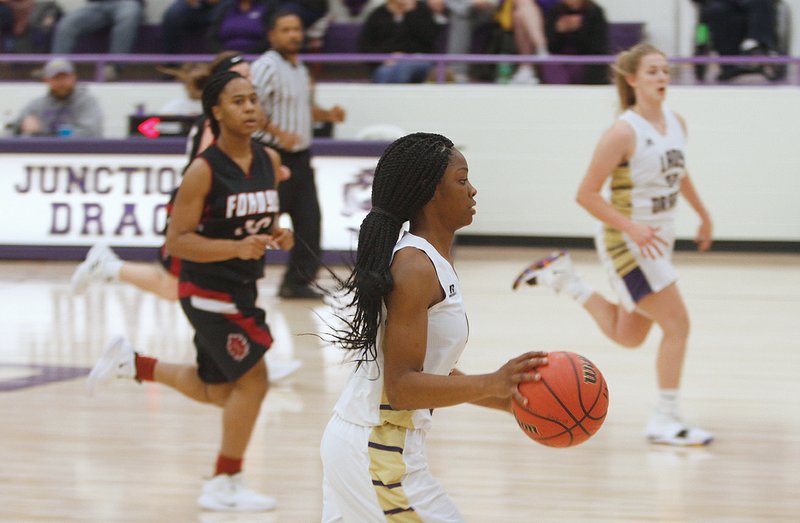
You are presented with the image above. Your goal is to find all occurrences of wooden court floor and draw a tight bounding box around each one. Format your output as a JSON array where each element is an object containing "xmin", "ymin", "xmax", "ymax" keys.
[{"xmin": 0, "ymin": 247, "xmax": 798, "ymax": 523}]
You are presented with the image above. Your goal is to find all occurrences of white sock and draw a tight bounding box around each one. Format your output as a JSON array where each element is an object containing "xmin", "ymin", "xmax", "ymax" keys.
[
  {"xmin": 655, "ymin": 389, "xmax": 680, "ymax": 419},
  {"xmin": 563, "ymin": 274, "xmax": 594, "ymax": 305}
]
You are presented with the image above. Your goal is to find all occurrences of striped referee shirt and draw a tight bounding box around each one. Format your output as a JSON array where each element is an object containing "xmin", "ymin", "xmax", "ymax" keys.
[{"xmin": 251, "ymin": 50, "xmax": 312, "ymax": 153}]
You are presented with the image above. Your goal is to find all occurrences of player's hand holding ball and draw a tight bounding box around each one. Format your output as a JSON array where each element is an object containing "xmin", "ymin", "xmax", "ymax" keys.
[{"xmin": 491, "ymin": 351, "xmax": 548, "ymax": 409}]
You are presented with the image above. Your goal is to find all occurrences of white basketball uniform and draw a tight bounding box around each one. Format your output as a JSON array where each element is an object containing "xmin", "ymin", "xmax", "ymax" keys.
[
  {"xmin": 321, "ymin": 232, "xmax": 469, "ymax": 523},
  {"xmin": 595, "ymin": 106, "xmax": 688, "ymax": 312}
]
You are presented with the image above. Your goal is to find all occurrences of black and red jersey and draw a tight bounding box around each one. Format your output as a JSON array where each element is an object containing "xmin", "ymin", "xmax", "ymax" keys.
[{"xmin": 180, "ymin": 142, "xmax": 279, "ymax": 286}]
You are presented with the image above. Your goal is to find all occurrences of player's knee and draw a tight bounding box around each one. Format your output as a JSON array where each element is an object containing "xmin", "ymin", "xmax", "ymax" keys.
[
  {"xmin": 660, "ymin": 310, "xmax": 690, "ymax": 339},
  {"xmin": 618, "ymin": 334, "xmax": 647, "ymax": 349},
  {"xmin": 238, "ymin": 360, "xmax": 268, "ymax": 399}
]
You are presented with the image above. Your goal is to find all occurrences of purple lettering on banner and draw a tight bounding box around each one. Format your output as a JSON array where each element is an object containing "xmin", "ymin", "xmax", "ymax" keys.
[
  {"xmin": 115, "ymin": 203, "xmax": 143, "ymax": 236},
  {"xmin": 158, "ymin": 167, "xmax": 178, "ymax": 195},
  {"xmin": 119, "ymin": 167, "xmax": 137, "ymax": 195},
  {"xmin": 142, "ymin": 166, "xmax": 152, "ymax": 195},
  {"xmin": 40, "ymin": 166, "xmax": 59, "ymax": 194},
  {"xmin": 82, "ymin": 203, "xmax": 104, "ymax": 235},
  {"xmin": 94, "ymin": 167, "xmax": 112, "ymax": 194},
  {"xmin": 50, "ymin": 203, "xmax": 71, "ymax": 234},
  {"xmin": 15, "ymin": 167, "xmax": 33, "ymax": 193},
  {"xmin": 66, "ymin": 165, "xmax": 88, "ymax": 194},
  {"xmin": 153, "ymin": 203, "xmax": 168, "ymax": 235}
]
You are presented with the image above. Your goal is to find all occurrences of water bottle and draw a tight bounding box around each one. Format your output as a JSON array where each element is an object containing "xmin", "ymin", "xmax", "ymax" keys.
[{"xmin": 57, "ymin": 124, "xmax": 74, "ymax": 137}]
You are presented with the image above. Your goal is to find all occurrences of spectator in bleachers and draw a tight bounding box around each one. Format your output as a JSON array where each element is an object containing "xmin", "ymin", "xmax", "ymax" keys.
[
  {"xmin": 0, "ymin": 2, "xmax": 14, "ymax": 51},
  {"xmin": 358, "ymin": 0, "xmax": 440, "ymax": 83},
  {"xmin": 208, "ymin": 0, "xmax": 277, "ymax": 53},
  {"xmin": 544, "ymin": 0, "xmax": 609, "ymax": 84},
  {"xmin": 445, "ymin": 0, "xmax": 498, "ymax": 83},
  {"xmin": 161, "ymin": 0, "xmax": 222, "ymax": 55},
  {"xmin": 495, "ymin": 0, "xmax": 548, "ymax": 84},
  {"xmin": 50, "ymin": 0, "xmax": 144, "ymax": 80},
  {"xmin": 0, "ymin": 0, "xmax": 34, "ymax": 52},
  {"xmin": 692, "ymin": 0, "xmax": 779, "ymax": 81},
  {"xmin": 13, "ymin": 58, "xmax": 103, "ymax": 137},
  {"xmin": 281, "ymin": 0, "xmax": 328, "ymax": 30}
]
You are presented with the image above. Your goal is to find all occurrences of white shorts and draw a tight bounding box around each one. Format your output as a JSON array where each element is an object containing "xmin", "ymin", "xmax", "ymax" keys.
[
  {"xmin": 320, "ymin": 413, "xmax": 464, "ymax": 523},
  {"xmin": 594, "ymin": 223, "xmax": 677, "ymax": 312}
]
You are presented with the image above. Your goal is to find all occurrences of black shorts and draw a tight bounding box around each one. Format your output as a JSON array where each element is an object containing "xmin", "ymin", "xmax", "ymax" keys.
[{"xmin": 178, "ymin": 280, "xmax": 273, "ymax": 384}]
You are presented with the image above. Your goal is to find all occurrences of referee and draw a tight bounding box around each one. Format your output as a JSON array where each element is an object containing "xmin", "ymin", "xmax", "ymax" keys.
[{"xmin": 251, "ymin": 10, "xmax": 346, "ymax": 299}]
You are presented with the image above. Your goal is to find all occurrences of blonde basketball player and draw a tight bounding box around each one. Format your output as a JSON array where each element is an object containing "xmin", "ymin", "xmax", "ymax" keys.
[
  {"xmin": 514, "ymin": 44, "xmax": 714, "ymax": 446},
  {"xmin": 321, "ymin": 133, "xmax": 548, "ymax": 522}
]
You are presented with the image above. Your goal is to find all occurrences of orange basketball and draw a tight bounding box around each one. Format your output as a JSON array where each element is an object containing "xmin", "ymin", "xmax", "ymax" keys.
[{"xmin": 512, "ymin": 351, "xmax": 609, "ymax": 448}]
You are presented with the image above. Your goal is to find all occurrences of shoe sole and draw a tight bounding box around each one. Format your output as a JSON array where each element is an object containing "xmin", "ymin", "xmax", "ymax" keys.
[
  {"xmin": 647, "ymin": 436, "xmax": 714, "ymax": 447},
  {"xmin": 197, "ymin": 495, "xmax": 277, "ymax": 512}
]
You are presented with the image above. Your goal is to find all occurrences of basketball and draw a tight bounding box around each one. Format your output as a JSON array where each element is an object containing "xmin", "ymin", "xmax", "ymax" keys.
[{"xmin": 512, "ymin": 351, "xmax": 609, "ymax": 448}]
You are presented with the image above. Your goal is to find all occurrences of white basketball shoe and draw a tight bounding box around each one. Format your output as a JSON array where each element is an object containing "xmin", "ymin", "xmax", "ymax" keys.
[
  {"xmin": 645, "ymin": 413, "xmax": 714, "ymax": 446},
  {"xmin": 71, "ymin": 243, "xmax": 120, "ymax": 294},
  {"xmin": 266, "ymin": 357, "xmax": 302, "ymax": 383},
  {"xmin": 512, "ymin": 250, "xmax": 592, "ymax": 302},
  {"xmin": 86, "ymin": 336, "xmax": 136, "ymax": 395},
  {"xmin": 198, "ymin": 473, "xmax": 277, "ymax": 512}
]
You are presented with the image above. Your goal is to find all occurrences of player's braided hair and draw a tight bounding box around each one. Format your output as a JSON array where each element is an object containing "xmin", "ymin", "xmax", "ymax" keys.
[
  {"xmin": 201, "ymin": 70, "xmax": 244, "ymax": 137},
  {"xmin": 333, "ymin": 132, "xmax": 454, "ymax": 366}
]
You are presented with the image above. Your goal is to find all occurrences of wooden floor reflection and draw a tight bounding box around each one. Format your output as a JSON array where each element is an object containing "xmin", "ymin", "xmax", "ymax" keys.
[{"xmin": 1, "ymin": 247, "xmax": 799, "ymax": 522}]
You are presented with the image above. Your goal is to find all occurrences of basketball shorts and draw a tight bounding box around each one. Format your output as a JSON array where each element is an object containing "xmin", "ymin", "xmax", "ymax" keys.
[
  {"xmin": 595, "ymin": 222, "xmax": 677, "ymax": 313},
  {"xmin": 178, "ymin": 280, "xmax": 272, "ymax": 384},
  {"xmin": 320, "ymin": 413, "xmax": 464, "ymax": 523}
]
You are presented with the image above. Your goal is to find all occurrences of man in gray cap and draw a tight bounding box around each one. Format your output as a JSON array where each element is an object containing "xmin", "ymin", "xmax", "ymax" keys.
[{"xmin": 15, "ymin": 58, "xmax": 104, "ymax": 137}]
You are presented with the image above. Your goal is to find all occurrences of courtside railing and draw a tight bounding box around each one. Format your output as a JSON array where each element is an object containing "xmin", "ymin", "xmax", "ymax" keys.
[{"xmin": 2, "ymin": 53, "xmax": 798, "ymax": 84}]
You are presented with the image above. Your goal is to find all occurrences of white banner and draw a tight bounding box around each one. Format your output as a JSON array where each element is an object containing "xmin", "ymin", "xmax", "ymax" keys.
[{"xmin": 0, "ymin": 153, "xmax": 378, "ymax": 251}]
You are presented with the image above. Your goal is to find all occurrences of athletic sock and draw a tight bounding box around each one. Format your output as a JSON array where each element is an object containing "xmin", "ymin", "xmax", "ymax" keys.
[
  {"xmin": 134, "ymin": 353, "xmax": 157, "ymax": 382},
  {"xmin": 655, "ymin": 389, "xmax": 680, "ymax": 419},
  {"xmin": 215, "ymin": 454, "xmax": 243, "ymax": 476},
  {"xmin": 562, "ymin": 276, "xmax": 594, "ymax": 305}
]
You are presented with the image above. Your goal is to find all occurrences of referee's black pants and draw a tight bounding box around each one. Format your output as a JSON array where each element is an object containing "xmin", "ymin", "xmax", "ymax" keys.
[{"xmin": 276, "ymin": 148, "xmax": 321, "ymax": 287}]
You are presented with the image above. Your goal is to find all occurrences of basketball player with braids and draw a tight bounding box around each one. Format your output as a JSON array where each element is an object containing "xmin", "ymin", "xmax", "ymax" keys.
[
  {"xmin": 71, "ymin": 53, "xmax": 302, "ymax": 381},
  {"xmin": 320, "ymin": 132, "xmax": 548, "ymax": 521},
  {"xmin": 86, "ymin": 71, "xmax": 293, "ymax": 512},
  {"xmin": 513, "ymin": 44, "xmax": 715, "ymax": 446}
]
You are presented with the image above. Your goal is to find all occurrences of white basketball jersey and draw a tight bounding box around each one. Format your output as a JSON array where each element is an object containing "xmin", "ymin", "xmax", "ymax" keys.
[
  {"xmin": 609, "ymin": 106, "xmax": 688, "ymax": 228},
  {"xmin": 332, "ymin": 232, "xmax": 469, "ymax": 432}
]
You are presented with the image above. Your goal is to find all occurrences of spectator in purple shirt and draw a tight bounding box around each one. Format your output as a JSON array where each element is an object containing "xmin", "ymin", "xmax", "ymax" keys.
[{"xmin": 208, "ymin": 0, "xmax": 278, "ymax": 53}]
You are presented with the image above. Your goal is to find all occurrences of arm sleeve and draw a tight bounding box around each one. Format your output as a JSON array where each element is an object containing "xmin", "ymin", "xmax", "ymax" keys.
[
  {"xmin": 251, "ymin": 58, "xmax": 276, "ymax": 116},
  {"xmin": 70, "ymin": 93, "xmax": 103, "ymax": 138}
]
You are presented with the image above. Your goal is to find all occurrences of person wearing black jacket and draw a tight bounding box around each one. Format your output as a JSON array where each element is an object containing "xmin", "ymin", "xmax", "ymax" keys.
[
  {"xmin": 357, "ymin": 0, "xmax": 439, "ymax": 83},
  {"xmin": 544, "ymin": 0, "xmax": 609, "ymax": 84}
]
